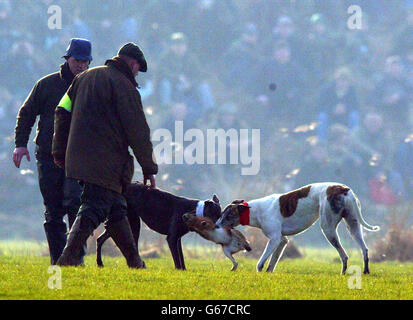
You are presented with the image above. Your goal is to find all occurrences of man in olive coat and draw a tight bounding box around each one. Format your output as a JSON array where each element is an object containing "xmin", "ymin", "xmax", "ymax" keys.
[
  {"xmin": 13, "ymin": 38, "xmax": 92, "ymax": 265},
  {"xmin": 53, "ymin": 43, "xmax": 158, "ymax": 268}
]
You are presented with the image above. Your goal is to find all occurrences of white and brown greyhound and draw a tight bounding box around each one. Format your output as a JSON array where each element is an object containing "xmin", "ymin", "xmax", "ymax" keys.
[{"xmin": 216, "ymin": 183, "xmax": 380, "ymax": 274}]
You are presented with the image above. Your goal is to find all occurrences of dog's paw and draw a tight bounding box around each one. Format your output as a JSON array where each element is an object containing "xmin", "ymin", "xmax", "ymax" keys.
[{"xmin": 140, "ymin": 260, "xmax": 146, "ymax": 269}]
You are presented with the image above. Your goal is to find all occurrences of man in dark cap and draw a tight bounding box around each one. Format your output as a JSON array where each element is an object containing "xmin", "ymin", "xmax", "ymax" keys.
[
  {"xmin": 13, "ymin": 38, "xmax": 93, "ymax": 265},
  {"xmin": 53, "ymin": 43, "xmax": 157, "ymax": 268}
]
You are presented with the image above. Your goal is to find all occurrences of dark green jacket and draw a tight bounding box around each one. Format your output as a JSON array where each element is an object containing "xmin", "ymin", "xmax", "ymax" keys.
[
  {"xmin": 14, "ymin": 63, "xmax": 74, "ymax": 153},
  {"xmin": 52, "ymin": 57, "xmax": 158, "ymax": 193}
]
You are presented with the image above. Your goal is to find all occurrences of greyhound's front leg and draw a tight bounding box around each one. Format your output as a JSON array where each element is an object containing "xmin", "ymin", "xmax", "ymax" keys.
[
  {"xmin": 177, "ymin": 238, "xmax": 186, "ymax": 270},
  {"xmin": 223, "ymin": 247, "xmax": 238, "ymax": 271},
  {"xmin": 257, "ymin": 235, "xmax": 281, "ymax": 272},
  {"xmin": 266, "ymin": 236, "xmax": 288, "ymax": 272},
  {"xmin": 166, "ymin": 233, "xmax": 183, "ymax": 270}
]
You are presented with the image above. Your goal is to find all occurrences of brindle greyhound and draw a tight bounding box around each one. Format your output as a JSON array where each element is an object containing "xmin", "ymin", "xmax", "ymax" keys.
[
  {"xmin": 216, "ymin": 183, "xmax": 380, "ymax": 274},
  {"xmin": 96, "ymin": 182, "xmax": 222, "ymax": 270}
]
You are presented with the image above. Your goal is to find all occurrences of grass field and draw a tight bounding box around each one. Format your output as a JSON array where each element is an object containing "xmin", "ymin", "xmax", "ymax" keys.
[{"xmin": 0, "ymin": 242, "xmax": 412, "ymax": 300}]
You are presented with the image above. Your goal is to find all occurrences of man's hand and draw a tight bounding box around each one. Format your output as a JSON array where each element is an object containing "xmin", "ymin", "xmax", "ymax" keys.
[
  {"xmin": 12, "ymin": 147, "xmax": 30, "ymax": 168},
  {"xmin": 144, "ymin": 174, "xmax": 156, "ymax": 189}
]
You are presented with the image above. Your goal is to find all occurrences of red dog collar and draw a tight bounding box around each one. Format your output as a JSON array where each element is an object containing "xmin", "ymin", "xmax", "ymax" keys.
[{"xmin": 239, "ymin": 202, "xmax": 250, "ymax": 226}]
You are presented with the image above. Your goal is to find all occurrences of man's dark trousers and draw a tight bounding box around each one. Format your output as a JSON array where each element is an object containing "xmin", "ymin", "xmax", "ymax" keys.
[
  {"xmin": 57, "ymin": 182, "xmax": 144, "ymax": 268},
  {"xmin": 35, "ymin": 145, "xmax": 84, "ymax": 264},
  {"xmin": 60, "ymin": 182, "xmax": 129, "ymax": 263},
  {"xmin": 77, "ymin": 183, "xmax": 128, "ymax": 229}
]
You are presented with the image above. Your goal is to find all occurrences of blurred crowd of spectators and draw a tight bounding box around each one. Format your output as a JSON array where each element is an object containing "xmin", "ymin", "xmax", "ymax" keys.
[{"xmin": 1, "ymin": 0, "xmax": 413, "ymax": 216}]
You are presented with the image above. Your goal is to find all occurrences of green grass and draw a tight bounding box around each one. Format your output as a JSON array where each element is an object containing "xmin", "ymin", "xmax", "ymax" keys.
[{"xmin": 0, "ymin": 243, "xmax": 412, "ymax": 300}]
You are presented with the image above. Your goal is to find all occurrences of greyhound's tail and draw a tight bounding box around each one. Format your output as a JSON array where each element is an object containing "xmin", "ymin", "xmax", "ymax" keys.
[{"xmin": 346, "ymin": 190, "xmax": 380, "ymax": 232}]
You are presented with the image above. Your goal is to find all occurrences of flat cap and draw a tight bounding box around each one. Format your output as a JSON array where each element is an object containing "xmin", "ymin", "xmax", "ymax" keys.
[{"xmin": 118, "ymin": 42, "xmax": 147, "ymax": 72}]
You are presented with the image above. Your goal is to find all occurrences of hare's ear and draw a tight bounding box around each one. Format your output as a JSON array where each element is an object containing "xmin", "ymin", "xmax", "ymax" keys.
[{"xmin": 212, "ymin": 194, "xmax": 220, "ymax": 204}]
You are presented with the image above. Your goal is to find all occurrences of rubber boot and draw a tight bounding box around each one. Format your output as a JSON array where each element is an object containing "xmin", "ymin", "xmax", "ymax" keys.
[
  {"xmin": 56, "ymin": 215, "xmax": 94, "ymax": 266},
  {"xmin": 105, "ymin": 218, "xmax": 145, "ymax": 269},
  {"xmin": 44, "ymin": 222, "xmax": 67, "ymax": 265},
  {"xmin": 67, "ymin": 210, "xmax": 87, "ymax": 265}
]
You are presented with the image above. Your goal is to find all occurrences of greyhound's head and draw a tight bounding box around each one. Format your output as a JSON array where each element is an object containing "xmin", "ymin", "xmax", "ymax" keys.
[
  {"xmin": 216, "ymin": 199, "xmax": 250, "ymax": 228},
  {"xmin": 203, "ymin": 194, "xmax": 222, "ymax": 222},
  {"xmin": 185, "ymin": 194, "xmax": 222, "ymax": 223}
]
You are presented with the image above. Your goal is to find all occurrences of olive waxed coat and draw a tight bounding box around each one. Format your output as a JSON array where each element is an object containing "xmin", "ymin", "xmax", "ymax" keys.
[{"xmin": 52, "ymin": 57, "xmax": 158, "ymax": 193}]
